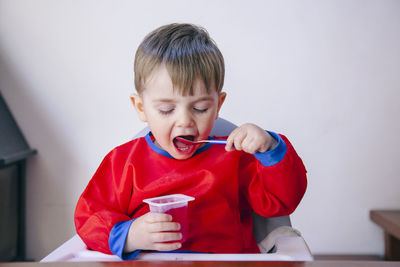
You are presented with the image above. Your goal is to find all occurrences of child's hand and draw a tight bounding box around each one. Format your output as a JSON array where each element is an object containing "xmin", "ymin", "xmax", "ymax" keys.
[
  {"xmin": 225, "ymin": 123, "xmax": 278, "ymax": 154},
  {"xmin": 124, "ymin": 212, "xmax": 182, "ymax": 253}
]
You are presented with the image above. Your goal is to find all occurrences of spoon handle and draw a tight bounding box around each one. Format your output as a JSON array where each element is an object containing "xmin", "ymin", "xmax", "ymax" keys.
[{"xmin": 204, "ymin": 140, "xmax": 227, "ymax": 145}]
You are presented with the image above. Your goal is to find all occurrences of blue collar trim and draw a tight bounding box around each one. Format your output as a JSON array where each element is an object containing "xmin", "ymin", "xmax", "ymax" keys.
[{"xmin": 145, "ymin": 132, "xmax": 213, "ymax": 159}]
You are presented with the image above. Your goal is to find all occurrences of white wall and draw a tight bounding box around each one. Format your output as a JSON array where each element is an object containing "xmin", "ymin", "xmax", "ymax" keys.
[{"xmin": 1, "ymin": 0, "xmax": 399, "ymax": 260}]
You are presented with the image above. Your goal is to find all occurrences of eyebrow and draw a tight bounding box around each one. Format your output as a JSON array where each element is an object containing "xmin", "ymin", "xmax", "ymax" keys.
[
  {"xmin": 153, "ymin": 96, "xmax": 215, "ymax": 103},
  {"xmin": 153, "ymin": 98, "xmax": 175, "ymax": 103}
]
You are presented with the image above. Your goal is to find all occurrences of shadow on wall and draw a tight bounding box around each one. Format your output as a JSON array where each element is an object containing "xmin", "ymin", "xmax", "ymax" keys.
[{"xmin": 0, "ymin": 49, "xmax": 82, "ymax": 260}]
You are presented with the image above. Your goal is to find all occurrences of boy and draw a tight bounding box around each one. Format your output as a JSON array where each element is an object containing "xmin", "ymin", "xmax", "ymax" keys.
[{"xmin": 74, "ymin": 23, "xmax": 307, "ymax": 260}]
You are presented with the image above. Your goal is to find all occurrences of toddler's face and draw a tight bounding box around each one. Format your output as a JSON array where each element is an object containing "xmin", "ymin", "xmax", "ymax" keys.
[{"xmin": 132, "ymin": 65, "xmax": 226, "ymax": 160}]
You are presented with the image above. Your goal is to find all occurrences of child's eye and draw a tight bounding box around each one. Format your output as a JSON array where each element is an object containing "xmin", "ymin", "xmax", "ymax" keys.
[
  {"xmin": 193, "ymin": 107, "xmax": 208, "ymax": 113},
  {"xmin": 159, "ymin": 109, "xmax": 174, "ymax": 115}
]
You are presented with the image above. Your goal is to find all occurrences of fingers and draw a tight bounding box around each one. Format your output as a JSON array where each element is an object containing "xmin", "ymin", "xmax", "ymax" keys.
[
  {"xmin": 147, "ymin": 221, "xmax": 181, "ymax": 233},
  {"xmin": 225, "ymin": 127, "xmax": 246, "ymax": 151},
  {"xmin": 241, "ymin": 136, "xmax": 260, "ymax": 154},
  {"xmin": 144, "ymin": 212, "xmax": 173, "ymax": 223},
  {"xmin": 150, "ymin": 232, "xmax": 182, "ymax": 243},
  {"xmin": 153, "ymin": 242, "xmax": 182, "ymax": 251},
  {"xmin": 142, "ymin": 212, "xmax": 182, "ymax": 250},
  {"xmin": 144, "ymin": 212, "xmax": 180, "ymax": 232},
  {"xmin": 126, "ymin": 212, "xmax": 183, "ymax": 252},
  {"xmin": 225, "ymin": 123, "xmax": 272, "ymax": 154}
]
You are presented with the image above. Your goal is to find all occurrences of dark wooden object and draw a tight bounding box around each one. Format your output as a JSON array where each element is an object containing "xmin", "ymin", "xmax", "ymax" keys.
[{"xmin": 370, "ymin": 210, "xmax": 400, "ymax": 261}]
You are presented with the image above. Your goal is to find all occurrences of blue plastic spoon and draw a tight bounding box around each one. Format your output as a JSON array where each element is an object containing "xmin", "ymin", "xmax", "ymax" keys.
[{"xmin": 176, "ymin": 136, "xmax": 227, "ymax": 145}]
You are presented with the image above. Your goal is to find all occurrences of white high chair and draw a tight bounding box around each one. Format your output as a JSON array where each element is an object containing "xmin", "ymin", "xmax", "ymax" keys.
[{"xmin": 41, "ymin": 118, "xmax": 312, "ymax": 262}]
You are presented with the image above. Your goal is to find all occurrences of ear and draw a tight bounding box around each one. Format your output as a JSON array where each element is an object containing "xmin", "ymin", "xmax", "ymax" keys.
[
  {"xmin": 215, "ymin": 92, "xmax": 227, "ymax": 119},
  {"xmin": 130, "ymin": 94, "xmax": 147, "ymax": 122}
]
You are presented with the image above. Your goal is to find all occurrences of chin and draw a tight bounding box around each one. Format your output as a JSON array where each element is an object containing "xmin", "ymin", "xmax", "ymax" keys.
[
  {"xmin": 169, "ymin": 149, "xmax": 196, "ymax": 160},
  {"xmin": 172, "ymin": 153, "xmax": 193, "ymax": 160}
]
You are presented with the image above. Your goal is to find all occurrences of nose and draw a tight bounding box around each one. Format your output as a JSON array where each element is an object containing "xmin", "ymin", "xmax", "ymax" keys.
[{"xmin": 176, "ymin": 108, "xmax": 194, "ymax": 128}]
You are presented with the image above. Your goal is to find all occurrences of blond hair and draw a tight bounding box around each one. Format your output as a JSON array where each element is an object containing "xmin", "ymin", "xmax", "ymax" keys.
[{"xmin": 134, "ymin": 23, "xmax": 225, "ymax": 95}]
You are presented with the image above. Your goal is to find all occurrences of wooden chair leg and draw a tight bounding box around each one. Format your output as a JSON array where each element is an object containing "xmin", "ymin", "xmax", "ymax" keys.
[{"xmin": 385, "ymin": 231, "xmax": 400, "ymax": 261}]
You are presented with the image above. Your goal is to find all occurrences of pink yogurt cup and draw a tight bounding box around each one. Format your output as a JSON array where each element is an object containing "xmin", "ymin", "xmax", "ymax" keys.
[{"xmin": 143, "ymin": 194, "xmax": 195, "ymax": 243}]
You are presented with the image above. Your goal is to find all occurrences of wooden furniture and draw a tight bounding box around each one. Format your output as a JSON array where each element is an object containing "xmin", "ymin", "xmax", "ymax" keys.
[
  {"xmin": 0, "ymin": 261, "xmax": 398, "ymax": 267},
  {"xmin": 370, "ymin": 210, "xmax": 400, "ymax": 261}
]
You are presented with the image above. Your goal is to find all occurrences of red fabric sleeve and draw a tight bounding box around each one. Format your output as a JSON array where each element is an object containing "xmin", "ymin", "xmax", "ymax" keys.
[
  {"xmin": 240, "ymin": 134, "xmax": 307, "ymax": 217},
  {"xmin": 74, "ymin": 148, "xmax": 133, "ymax": 254}
]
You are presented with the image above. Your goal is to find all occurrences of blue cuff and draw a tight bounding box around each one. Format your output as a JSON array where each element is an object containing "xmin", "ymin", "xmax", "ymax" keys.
[
  {"xmin": 109, "ymin": 220, "xmax": 141, "ymax": 260},
  {"xmin": 253, "ymin": 131, "xmax": 287, "ymax": 167}
]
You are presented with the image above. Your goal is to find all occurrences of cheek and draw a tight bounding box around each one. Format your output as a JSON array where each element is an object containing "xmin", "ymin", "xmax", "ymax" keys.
[
  {"xmin": 145, "ymin": 110, "xmax": 167, "ymax": 127},
  {"xmin": 147, "ymin": 116, "xmax": 172, "ymax": 139},
  {"xmin": 148, "ymin": 123, "xmax": 172, "ymax": 148},
  {"xmin": 148, "ymin": 121, "xmax": 167, "ymax": 136},
  {"xmin": 198, "ymin": 115, "xmax": 217, "ymax": 136}
]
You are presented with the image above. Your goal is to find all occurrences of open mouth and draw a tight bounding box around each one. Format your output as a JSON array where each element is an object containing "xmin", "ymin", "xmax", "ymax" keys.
[
  {"xmin": 173, "ymin": 135, "xmax": 196, "ymax": 154},
  {"xmin": 175, "ymin": 135, "xmax": 196, "ymax": 145}
]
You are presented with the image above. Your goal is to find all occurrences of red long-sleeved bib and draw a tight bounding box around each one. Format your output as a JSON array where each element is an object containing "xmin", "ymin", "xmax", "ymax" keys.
[{"xmin": 74, "ymin": 134, "xmax": 307, "ymax": 254}]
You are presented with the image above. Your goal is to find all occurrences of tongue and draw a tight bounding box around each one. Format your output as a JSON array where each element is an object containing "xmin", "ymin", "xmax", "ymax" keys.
[
  {"xmin": 175, "ymin": 136, "xmax": 194, "ymax": 145},
  {"xmin": 174, "ymin": 138, "xmax": 191, "ymax": 150}
]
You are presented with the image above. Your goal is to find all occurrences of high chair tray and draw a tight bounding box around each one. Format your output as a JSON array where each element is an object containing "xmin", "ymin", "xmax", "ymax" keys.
[{"xmin": 41, "ymin": 234, "xmax": 313, "ymax": 262}]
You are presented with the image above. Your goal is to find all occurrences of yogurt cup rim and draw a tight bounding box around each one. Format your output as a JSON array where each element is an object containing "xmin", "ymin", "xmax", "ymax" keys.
[{"xmin": 143, "ymin": 193, "xmax": 195, "ymax": 207}]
